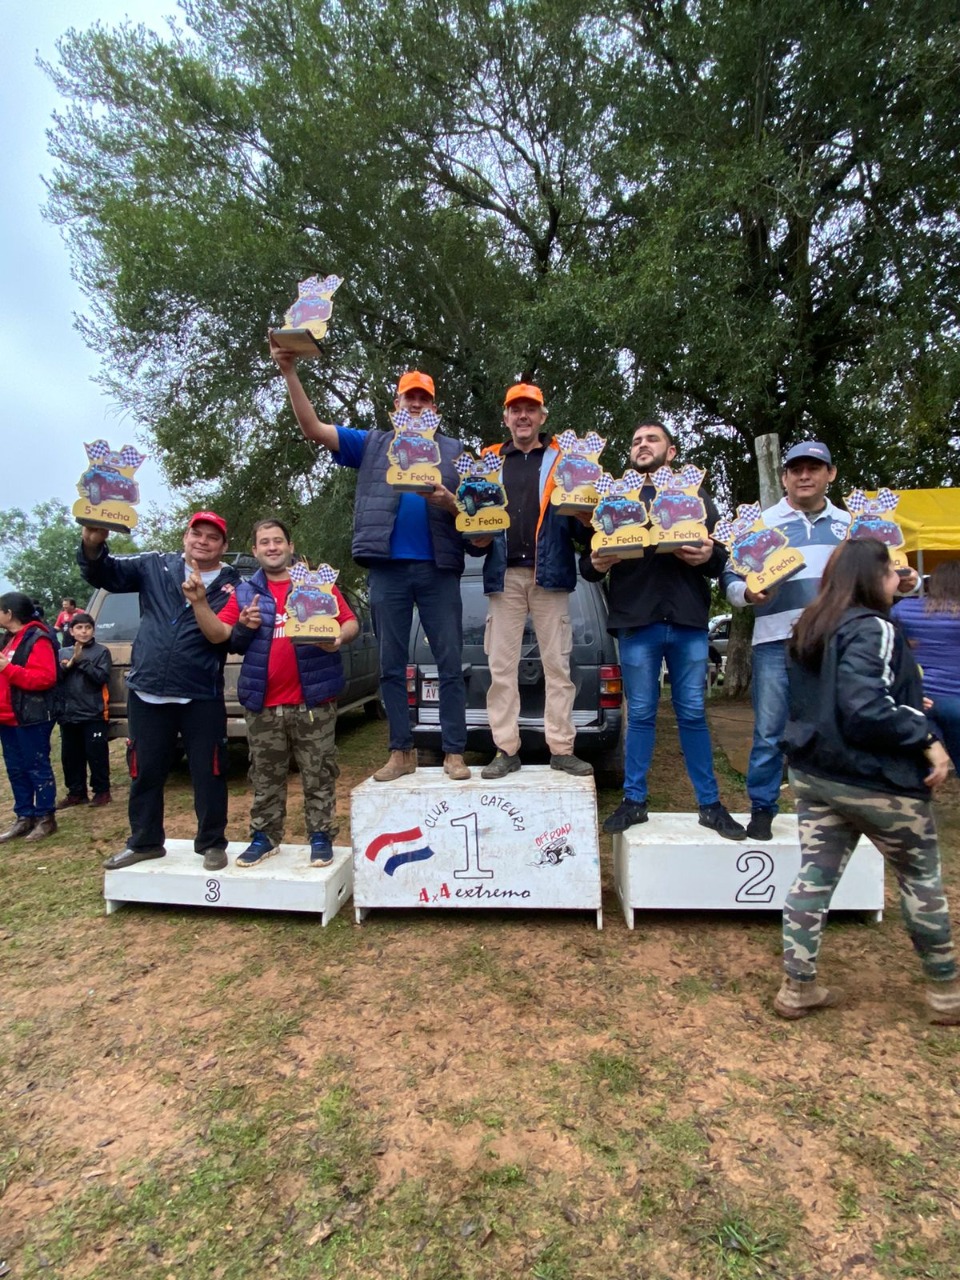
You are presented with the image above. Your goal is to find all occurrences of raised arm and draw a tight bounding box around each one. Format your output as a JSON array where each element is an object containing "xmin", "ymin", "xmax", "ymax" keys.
[{"xmin": 270, "ymin": 336, "xmax": 340, "ymax": 452}]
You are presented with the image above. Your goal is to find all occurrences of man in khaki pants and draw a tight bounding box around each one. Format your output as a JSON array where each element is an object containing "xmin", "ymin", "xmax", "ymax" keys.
[{"xmin": 474, "ymin": 383, "xmax": 593, "ymax": 779}]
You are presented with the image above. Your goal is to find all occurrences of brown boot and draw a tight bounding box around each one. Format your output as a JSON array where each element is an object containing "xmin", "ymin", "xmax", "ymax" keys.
[
  {"xmin": 373, "ymin": 749, "xmax": 418, "ymax": 782},
  {"xmin": 443, "ymin": 754, "xmax": 471, "ymax": 780},
  {"xmin": 24, "ymin": 816, "xmax": 58, "ymax": 842},
  {"xmin": 0, "ymin": 817, "xmax": 35, "ymax": 843},
  {"xmin": 773, "ymin": 976, "xmax": 840, "ymax": 1019},
  {"xmin": 926, "ymin": 978, "xmax": 960, "ymax": 1025}
]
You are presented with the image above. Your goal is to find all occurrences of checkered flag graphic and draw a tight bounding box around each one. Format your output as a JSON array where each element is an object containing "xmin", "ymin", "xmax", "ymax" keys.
[
  {"xmin": 289, "ymin": 562, "xmax": 309, "ymax": 585},
  {"xmin": 595, "ymin": 473, "xmax": 616, "ymax": 498},
  {"xmin": 84, "ymin": 439, "xmax": 146, "ymax": 469},
  {"xmin": 715, "ymin": 502, "xmax": 764, "ymax": 546},
  {"xmin": 847, "ymin": 487, "xmax": 899, "ymax": 518},
  {"xmin": 417, "ymin": 408, "xmax": 440, "ymax": 433},
  {"xmin": 313, "ymin": 563, "xmax": 339, "ymax": 585},
  {"xmin": 557, "ymin": 430, "xmax": 579, "ymax": 453},
  {"xmin": 454, "ymin": 452, "xmax": 477, "ymax": 478}
]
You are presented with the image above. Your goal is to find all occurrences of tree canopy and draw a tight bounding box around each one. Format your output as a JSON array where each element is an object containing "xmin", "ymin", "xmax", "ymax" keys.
[{"xmin": 44, "ymin": 0, "xmax": 960, "ymax": 532}]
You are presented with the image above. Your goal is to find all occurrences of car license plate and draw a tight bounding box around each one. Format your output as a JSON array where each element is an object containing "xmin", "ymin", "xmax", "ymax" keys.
[{"xmin": 421, "ymin": 680, "xmax": 440, "ymax": 702}]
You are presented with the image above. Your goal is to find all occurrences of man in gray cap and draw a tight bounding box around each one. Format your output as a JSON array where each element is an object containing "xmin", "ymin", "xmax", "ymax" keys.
[{"xmin": 722, "ymin": 442, "xmax": 849, "ymax": 840}]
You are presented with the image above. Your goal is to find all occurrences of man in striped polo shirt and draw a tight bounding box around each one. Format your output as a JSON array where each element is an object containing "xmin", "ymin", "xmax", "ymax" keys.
[{"xmin": 723, "ymin": 442, "xmax": 850, "ymax": 841}]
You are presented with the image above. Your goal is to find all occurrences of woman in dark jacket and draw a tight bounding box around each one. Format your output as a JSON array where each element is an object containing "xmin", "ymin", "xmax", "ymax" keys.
[
  {"xmin": 0, "ymin": 592, "xmax": 60, "ymax": 842},
  {"xmin": 776, "ymin": 539, "xmax": 959, "ymax": 1024}
]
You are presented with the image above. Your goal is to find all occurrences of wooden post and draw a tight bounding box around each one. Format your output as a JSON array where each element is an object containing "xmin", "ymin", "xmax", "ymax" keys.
[{"xmin": 755, "ymin": 433, "xmax": 781, "ymax": 508}]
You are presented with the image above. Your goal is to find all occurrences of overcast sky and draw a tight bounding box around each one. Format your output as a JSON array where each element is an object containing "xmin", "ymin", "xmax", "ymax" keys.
[{"xmin": 2, "ymin": 1, "xmax": 181, "ymax": 525}]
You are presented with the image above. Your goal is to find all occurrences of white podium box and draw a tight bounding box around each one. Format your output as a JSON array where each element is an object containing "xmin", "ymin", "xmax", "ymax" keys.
[
  {"xmin": 612, "ymin": 814, "xmax": 884, "ymax": 928},
  {"xmin": 104, "ymin": 839, "xmax": 352, "ymax": 924},
  {"xmin": 352, "ymin": 767, "xmax": 602, "ymax": 927}
]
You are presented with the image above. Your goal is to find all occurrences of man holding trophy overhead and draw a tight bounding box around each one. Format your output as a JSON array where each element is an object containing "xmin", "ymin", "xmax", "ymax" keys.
[{"xmin": 270, "ymin": 339, "xmax": 470, "ymax": 782}]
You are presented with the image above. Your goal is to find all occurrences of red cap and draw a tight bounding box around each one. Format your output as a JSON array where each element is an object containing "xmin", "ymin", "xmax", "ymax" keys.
[
  {"xmin": 187, "ymin": 511, "xmax": 228, "ymax": 539},
  {"xmin": 397, "ymin": 370, "xmax": 436, "ymax": 398},
  {"xmin": 504, "ymin": 382, "xmax": 544, "ymax": 407}
]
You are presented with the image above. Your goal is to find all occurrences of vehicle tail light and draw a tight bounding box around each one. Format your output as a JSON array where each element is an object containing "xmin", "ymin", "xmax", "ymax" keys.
[
  {"xmin": 600, "ymin": 663, "xmax": 622, "ymax": 708},
  {"xmin": 406, "ymin": 664, "xmax": 417, "ymax": 706}
]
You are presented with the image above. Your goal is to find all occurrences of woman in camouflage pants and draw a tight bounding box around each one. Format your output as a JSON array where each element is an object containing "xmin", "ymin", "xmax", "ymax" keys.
[{"xmin": 778, "ymin": 539, "xmax": 959, "ymax": 1024}]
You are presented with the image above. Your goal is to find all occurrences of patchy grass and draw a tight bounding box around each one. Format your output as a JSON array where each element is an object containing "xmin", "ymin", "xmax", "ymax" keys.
[{"xmin": 2, "ymin": 704, "xmax": 960, "ymax": 1278}]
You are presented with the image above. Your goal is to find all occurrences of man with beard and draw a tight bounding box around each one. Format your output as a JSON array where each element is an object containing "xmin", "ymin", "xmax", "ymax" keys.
[{"xmin": 582, "ymin": 420, "xmax": 745, "ymax": 839}]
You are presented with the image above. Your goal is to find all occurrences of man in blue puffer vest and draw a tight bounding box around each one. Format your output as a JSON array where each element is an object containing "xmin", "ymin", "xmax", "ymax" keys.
[
  {"xmin": 473, "ymin": 383, "xmax": 593, "ymax": 780},
  {"xmin": 271, "ymin": 338, "xmax": 469, "ymax": 783},
  {"xmin": 185, "ymin": 518, "xmax": 358, "ymax": 868}
]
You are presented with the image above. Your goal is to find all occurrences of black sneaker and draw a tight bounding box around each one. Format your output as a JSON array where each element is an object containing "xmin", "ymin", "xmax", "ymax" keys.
[
  {"xmin": 481, "ymin": 751, "xmax": 521, "ymax": 780},
  {"xmin": 603, "ymin": 799, "xmax": 649, "ymax": 834},
  {"xmin": 746, "ymin": 809, "xmax": 775, "ymax": 841},
  {"xmin": 698, "ymin": 803, "xmax": 747, "ymax": 841}
]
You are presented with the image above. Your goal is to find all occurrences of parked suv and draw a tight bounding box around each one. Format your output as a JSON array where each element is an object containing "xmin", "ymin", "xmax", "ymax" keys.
[
  {"xmin": 85, "ymin": 582, "xmax": 382, "ymax": 740},
  {"xmin": 406, "ymin": 561, "xmax": 623, "ymax": 765}
]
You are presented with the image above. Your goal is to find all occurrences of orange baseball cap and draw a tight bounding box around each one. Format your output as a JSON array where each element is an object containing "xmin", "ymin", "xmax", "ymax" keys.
[
  {"xmin": 504, "ymin": 382, "xmax": 544, "ymax": 407},
  {"xmin": 397, "ymin": 370, "xmax": 435, "ymax": 398}
]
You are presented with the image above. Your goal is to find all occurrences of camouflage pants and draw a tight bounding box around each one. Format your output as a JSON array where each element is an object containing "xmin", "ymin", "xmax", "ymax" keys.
[
  {"xmin": 783, "ymin": 769, "xmax": 957, "ymax": 982},
  {"xmin": 244, "ymin": 703, "xmax": 339, "ymax": 844}
]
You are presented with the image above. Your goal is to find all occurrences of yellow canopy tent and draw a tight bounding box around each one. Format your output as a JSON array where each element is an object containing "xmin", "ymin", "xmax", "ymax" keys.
[{"xmin": 891, "ymin": 488, "xmax": 960, "ymax": 573}]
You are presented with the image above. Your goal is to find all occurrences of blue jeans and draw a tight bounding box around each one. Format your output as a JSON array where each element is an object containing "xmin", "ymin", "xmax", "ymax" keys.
[
  {"xmin": 747, "ymin": 640, "xmax": 789, "ymax": 813},
  {"xmin": 368, "ymin": 561, "xmax": 466, "ymax": 754},
  {"xmin": 617, "ymin": 623, "xmax": 719, "ymax": 806},
  {"xmin": 928, "ymin": 695, "xmax": 960, "ymax": 775},
  {"xmin": 0, "ymin": 721, "xmax": 56, "ymax": 820}
]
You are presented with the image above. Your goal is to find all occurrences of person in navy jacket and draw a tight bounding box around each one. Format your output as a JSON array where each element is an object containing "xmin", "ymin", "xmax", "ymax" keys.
[{"xmin": 186, "ymin": 518, "xmax": 358, "ymax": 869}]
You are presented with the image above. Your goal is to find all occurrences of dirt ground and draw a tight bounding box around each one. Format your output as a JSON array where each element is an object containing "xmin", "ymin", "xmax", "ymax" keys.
[{"xmin": 1, "ymin": 704, "xmax": 959, "ymax": 1279}]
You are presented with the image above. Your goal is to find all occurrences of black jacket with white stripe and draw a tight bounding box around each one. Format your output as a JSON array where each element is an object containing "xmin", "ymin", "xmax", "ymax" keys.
[{"xmin": 784, "ymin": 607, "xmax": 935, "ymax": 799}]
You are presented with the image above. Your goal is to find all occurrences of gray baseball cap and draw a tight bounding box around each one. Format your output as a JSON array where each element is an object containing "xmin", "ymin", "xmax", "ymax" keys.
[{"xmin": 782, "ymin": 441, "xmax": 832, "ymax": 467}]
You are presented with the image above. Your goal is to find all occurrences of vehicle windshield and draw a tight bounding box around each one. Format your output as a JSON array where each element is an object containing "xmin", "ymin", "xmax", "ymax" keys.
[{"xmin": 90, "ymin": 591, "xmax": 141, "ymax": 643}]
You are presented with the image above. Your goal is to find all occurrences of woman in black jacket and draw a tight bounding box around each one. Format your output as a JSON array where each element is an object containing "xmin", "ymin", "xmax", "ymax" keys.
[{"xmin": 776, "ymin": 539, "xmax": 959, "ymax": 1024}]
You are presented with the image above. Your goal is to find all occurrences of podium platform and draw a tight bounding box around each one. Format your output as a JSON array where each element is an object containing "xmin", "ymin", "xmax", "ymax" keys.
[
  {"xmin": 352, "ymin": 767, "xmax": 602, "ymax": 926},
  {"xmin": 103, "ymin": 839, "xmax": 352, "ymax": 924},
  {"xmin": 612, "ymin": 814, "xmax": 885, "ymax": 928}
]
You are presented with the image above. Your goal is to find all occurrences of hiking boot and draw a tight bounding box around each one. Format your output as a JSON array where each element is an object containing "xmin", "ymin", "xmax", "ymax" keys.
[
  {"xmin": 309, "ymin": 831, "xmax": 334, "ymax": 867},
  {"xmin": 443, "ymin": 753, "xmax": 471, "ymax": 780},
  {"xmin": 57, "ymin": 794, "xmax": 88, "ymax": 809},
  {"xmin": 603, "ymin": 799, "xmax": 648, "ymax": 834},
  {"xmin": 236, "ymin": 832, "xmax": 275, "ymax": 868},
  {"xmin": 926, "ymin": 977, "xmax": 960, "ymax": 1025},
  {"xmin": 481, "ymin": 750, "xmax": 521, "ymax": 780},
  {"xmin": 91, "ymin": 792, "xmax": 112, "ymax": 807},
  {"xmin": 773, "ymin": 976, "xmax": 840, "ymax": 1019},
  {"xmin": 0, "ymin": 817, "xmax": 35, "ymax": 843},
  {"xmin": 746, "ymin": 809, "xmax": 775, "ymax": 841},
  {"xmin": 24, "ymin": 816, "xmax": 58, "ymax": 842},
  {"xmin": 202, "ymin": 847, "xmax": 228, "ymax": 872},
  {"xmin": 103, "ymin": 846, "xmax": 165, "ymax": 870},
  {"xmin": 698, "ymin": 803, "xmax": 747, "ymax": 841},
  {"xmin": 550, "ymin": 754, "xmax": 594, "ymax": 777},
  {"xmin": 373, "ymin": 749, "xmax": 418, "ymax": 782}
]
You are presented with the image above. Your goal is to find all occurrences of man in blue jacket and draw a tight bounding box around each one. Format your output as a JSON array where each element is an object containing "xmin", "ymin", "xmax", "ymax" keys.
[
  {"xmin": 185, "ymin": 518, "xmax": 358, "ymax": 868},
  {"xmin": 79, "ymin": 513, "xmax": 241, "ymax": 870},
  {"xmin": 476, "ymin": 383, "xmax": 593, "ymax": 779},
  {"xmin": 271, "ymin": 339, "xmax": 469, "ymax": 782}
]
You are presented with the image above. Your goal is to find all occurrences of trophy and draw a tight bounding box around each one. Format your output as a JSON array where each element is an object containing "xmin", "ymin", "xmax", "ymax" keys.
[
  {"xmin": 647, "ymin": 465, "xmax": 709, "ymax": 552},
  {"xmin": 590, "ymin": 470, "xmax": 649, "ymax": 558},
  {"xmin": 714, "ymin": 503, "xmax": 805, "ymax": 593},
  {"xmin": 270, "ymin": 273, "xmax": 342, "ymax": 356},
  {"xmin": 844, "ymin": 489, "xmax": 910, "ymax": 574},
  {"xmin": 453, "ymin": 451, "xmax": 510, "ymax": 538},
  {"xmin": 283, "ymin": 562, "xmax": 341, "ymax": 644},
  {"xmin": 386, "ymin": 407, "xmax": 443, "ymax": 493},
  {"xmin": 73, "ymin": 440, "xmax": 146, "ymax": 534},
  {"xmin": 550, "ymin": 431, "xmax": 605, "ymax": 515}
]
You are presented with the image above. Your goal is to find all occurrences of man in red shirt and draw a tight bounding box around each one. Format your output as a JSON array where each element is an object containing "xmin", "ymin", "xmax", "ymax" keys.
[{"xmin": 186, "ymin": 519, "xmax": 358, "ymax": 866}]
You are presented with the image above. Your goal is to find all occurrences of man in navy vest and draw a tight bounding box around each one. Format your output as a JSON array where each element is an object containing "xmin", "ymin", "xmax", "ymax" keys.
[
  {"xmin": 185, "ymin": 518, "xmax": 358, "ymax": 867},
  {"xmin": 271, "ymin": 339, "xmax": 469, "ymax": 782}
]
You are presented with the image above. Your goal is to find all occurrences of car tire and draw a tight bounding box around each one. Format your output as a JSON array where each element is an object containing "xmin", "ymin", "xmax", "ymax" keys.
[
  {"xmin": 602, "ymin": 514, "xmax": 614, "ymax": 536},
  {"xmin": 660, "ymin": 511, "xmax": 673, "ymax": 530},
  {"xmin": 295, "ymin": 602, "xmax": 308, "ymax": 622},
  {"xmin": 397, "ymin": 446, "xmax": 410, "ymax": 470},
  {"xmin": 364, "ymin": 695, "xmax": 388, "ymax": 720},
  {"xmin": 88, "ymin": 480, "xmax": 102, "ymax": 506},
  {"xmin": 464, "ymin": 495, "xmax": 477, "ymax": 516}
]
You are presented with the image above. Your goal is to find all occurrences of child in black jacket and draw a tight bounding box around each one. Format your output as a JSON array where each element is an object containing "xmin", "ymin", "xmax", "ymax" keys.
[{"xmin": 58, "ymin": 613, "xmax": 112, "ymax": 807}]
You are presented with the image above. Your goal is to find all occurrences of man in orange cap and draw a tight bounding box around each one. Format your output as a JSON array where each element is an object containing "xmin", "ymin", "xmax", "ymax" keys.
[
  {"xmin": 270, "ymin": 340, "xmax": 470, "ymax": 781},
  {"xmin": 474, "ymin": 383, "xmax": 593, "ymax": 779}
]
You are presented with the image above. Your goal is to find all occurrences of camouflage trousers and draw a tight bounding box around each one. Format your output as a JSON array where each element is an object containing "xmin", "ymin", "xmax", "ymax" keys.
[
  {"xmin": 783, "ymin": 769, "xmax": 957, "ymax": 982},
  {"xmin": 244, "ymin": 702, "xmax": 340, "ymax": 844}
]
